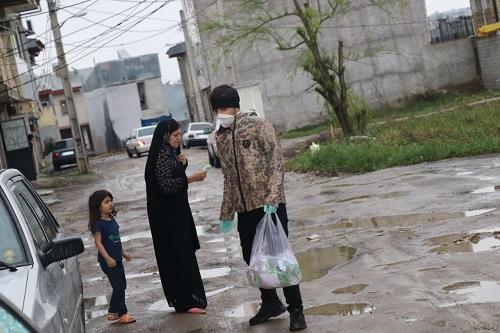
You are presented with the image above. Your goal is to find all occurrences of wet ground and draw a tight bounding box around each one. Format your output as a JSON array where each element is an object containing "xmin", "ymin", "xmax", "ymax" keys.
[{"xmin": 37, "ymin": 148, "xmax": 500, "ymax": 332}]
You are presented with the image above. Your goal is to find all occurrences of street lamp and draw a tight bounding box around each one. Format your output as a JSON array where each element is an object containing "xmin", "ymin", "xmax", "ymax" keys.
[{"xmin": 47, "ymin": 0, "xmax": 89, "ymax": 174}]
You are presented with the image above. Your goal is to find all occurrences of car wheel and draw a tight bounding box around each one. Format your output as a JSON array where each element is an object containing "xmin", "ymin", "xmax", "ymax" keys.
[
  {"xmin": 135, "ymin": 148, "xmax": 141, "ymax": 157},
  {"xmin": 214, "ymin": 155, "xmax": 221, "ymax": 168},
  {"xmin": 127, "ymin": 149, "xmax": 133, "ymax": 158}
]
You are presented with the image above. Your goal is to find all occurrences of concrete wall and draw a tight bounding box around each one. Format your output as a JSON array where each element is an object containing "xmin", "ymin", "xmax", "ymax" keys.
[
  {"xmin": 141, "ymin": 77, "xmax": 169, "ymax": 120},
  {"xmin": 190, "ymin": 0, "xmax": 479, "ymax": 131},
  {"xmin": 52, "ymin": 91, "xmax": 89, "ymax": 129},
  {"xmin": 84, "ymin": 84, "xmax": 142, "ymax": 155},
  {"xmin": 477, "ymin": 33, "xmax": 500, "ymax": 89}
]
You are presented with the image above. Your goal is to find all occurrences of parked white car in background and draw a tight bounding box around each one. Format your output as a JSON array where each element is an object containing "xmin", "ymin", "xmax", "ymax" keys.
[
  {"xmin": 126, "ymin": 125, "xmax": 156, "ymax": 158},
  {"xmin": 182, "ymin": 122, "xmax": 212, "ymax": 149},
  {"xmin": 0, "ymin": 169, "xmax": 85, "ymax": 332}
]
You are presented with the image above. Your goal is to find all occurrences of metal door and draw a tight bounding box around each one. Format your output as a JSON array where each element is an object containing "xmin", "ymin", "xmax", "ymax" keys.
[{"xmin": 1, "ymin": 118, "xmax": 36, "ymax": 180}]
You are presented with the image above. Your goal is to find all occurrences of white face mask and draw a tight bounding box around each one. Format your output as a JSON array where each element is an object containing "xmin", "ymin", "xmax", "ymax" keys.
[{"xmin": 218, "ymin": 114, "xmax": 235, "ymax": 128}]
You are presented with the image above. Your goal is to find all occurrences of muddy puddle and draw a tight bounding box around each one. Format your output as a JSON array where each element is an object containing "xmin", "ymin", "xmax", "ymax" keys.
[
  {"xmin": 472, "ymin": 185, "xmax": 500, "ymax": 194},
  {"xmin": 304, "ymin": 303, "xmax": 375, "ymax": 316},
  {"xmin": 441, "ymin": 281, "xmax": 500, "ymax": 306},
  {"xmin": 332, "ymin": 284, "xmax": 368, "ymax": 295},
  {"xmin": 328, "ymin": 209, "xmax": 495, "ymax": 230},
  {"xmin": 296, "ymin": 246, "xmax": 356, "ymax": 282},
  {"xmin": 224, "ymin": 302, "xmax": 260, "ymax": 318},
  {"xmin": 427, "ymin": 230, "xmax": 500, "ymax": 254},
  {"xmin": 120, "ymin": 231, "xmax": 151, "ymax": 243}
]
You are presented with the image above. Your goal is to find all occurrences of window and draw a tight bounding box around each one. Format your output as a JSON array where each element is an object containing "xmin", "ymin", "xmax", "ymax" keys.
[
  {"xmin": 138, "ymin": 127, "xmax": 156, "ymax": 137},
  {"xmin": 0, "ymin": 199, "xmax": 27, "ymax": 267},
  {"xmin": 191, "ymin": 123, "xmax": 211, "ymax": 131},
  {"xmin": 137, "ymin": 82, "xmax": 147, "ymax": 110},
  {"xmin": 13, "ymin": 181, "xmax": 59, "ymax": 252},
  {"xmin": 60, "ymin": 100, "xmax": 68, "ymax": 115},
  {"xmin": 53, "ymin": 139, "xmax": 74, "ymax": 150},
  {"xmin": 39, "ymin": 95, "xmax": 51, "ymax": 107}
]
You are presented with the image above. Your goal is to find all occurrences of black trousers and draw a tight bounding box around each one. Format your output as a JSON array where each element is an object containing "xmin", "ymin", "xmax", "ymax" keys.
[
  {"xmin": 238, "ymin": 204, "xmax": 303, "ymax": 313},
  {"xmin": 100, "ymin": 261, "xmax": 128, "ymax": 316}
]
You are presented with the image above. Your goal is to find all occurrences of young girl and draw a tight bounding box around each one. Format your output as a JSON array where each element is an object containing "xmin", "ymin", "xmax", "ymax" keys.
[{"xmin": 88, "ymin": 190, "xmax": 136, "ymax": 325}]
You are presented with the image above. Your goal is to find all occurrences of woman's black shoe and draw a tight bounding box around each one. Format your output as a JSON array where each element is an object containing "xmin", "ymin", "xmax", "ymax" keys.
[
  {"xmin": 289, "ymin": 311, "xmax": 307, "ymax": 331},
  {"xmin": 249, "ymin": 303, "xmax": 287, "ymax": 326}
]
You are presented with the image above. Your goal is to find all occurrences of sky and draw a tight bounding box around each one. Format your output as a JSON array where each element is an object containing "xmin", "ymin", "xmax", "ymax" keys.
[
  {"xmin": 27, "ymin": 0, "xmax": 472, "ymax": 84},
  {"xmin": 425, "ymin": 0, "xmax": 471, "ymax": 15},
  {"xmin": 29, "ymin": 0, "xmax": 185, "ymax": 84}
]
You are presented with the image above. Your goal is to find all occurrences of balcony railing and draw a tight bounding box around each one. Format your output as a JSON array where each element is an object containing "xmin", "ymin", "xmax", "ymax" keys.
[{"xmin": 427, "ymin": 16, "xmax": 475, "ymax": 44}]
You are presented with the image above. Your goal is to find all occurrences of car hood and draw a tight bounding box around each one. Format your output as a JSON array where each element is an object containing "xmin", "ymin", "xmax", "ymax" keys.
[{"xmin": 0, "ymin": 266, "xmax": 29, "ymax": 310}]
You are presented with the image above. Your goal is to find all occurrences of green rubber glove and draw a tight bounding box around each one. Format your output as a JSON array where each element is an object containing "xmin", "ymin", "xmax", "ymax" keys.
[
  {"xmin": 219, "ymin": 220, "xmax": 234, "ymax": 233},
  {"xmin": 263, "ymin": 204, "xmax": 277, "ymax": 214}
]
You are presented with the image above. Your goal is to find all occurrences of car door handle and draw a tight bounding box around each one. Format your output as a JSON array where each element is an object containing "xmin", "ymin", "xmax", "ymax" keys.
[{"xmin": 59, "ymin": 261, "xmax": 65, "ymax": 269}]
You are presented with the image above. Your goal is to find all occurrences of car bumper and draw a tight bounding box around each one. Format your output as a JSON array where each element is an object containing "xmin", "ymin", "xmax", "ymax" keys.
[
  {"xmin": 136, "ymin": 145, "xmax": 151, "ymax": 153},
  {"xmin": 53, "ymin": 156, "xmax": 76, "ymax": 166},
  {"xmin": 186, "ymin": 138, "xmax": 207, "ymax": 146}
]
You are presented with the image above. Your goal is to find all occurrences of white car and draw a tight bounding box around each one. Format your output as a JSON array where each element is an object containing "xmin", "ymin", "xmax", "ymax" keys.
[
  {"xmin": 182, "ymin": 122, "xmax": 212, "ymax": 149},
  {"xmin": 126, "ymin": 125, "xmax": 156, "ymax": 158}
]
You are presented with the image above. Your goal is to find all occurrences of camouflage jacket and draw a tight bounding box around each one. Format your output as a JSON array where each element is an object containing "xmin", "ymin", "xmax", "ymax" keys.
[{"xmin": 216, "ymin": 112, "xmax": 286, "ymax": 220}]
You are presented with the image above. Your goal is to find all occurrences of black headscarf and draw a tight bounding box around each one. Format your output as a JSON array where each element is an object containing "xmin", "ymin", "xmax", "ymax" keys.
[{"xmin": 145, "ymin": 119, "xmax": 181, "ymax": 183}]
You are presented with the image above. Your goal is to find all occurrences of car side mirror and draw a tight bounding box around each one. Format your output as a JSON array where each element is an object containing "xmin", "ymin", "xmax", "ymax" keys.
[{"xmin": 40, "ymin": 237, "xmax": 84, "ymax": 267}]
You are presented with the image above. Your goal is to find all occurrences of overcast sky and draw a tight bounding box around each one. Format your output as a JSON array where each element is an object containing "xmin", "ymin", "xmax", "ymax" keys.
[
  {"xmin": 28, "ymin": 0, "xmax": 472, "ymax": 84},
  {"xmin": 30, "ymin": 0, "xmax": 184, "ymax": 84},
  {"xmin": 425, "ymin": 0, "xmax": 471, "ymax": 15}
]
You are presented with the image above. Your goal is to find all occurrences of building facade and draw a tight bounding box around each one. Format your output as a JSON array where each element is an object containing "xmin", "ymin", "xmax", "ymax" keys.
[{"xmin": 181, "ymin": 0, "xmax": 480, "ymax": 132}]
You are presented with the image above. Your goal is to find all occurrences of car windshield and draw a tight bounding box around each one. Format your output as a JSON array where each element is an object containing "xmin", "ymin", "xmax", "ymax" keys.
[
  {"xmin": 191, "ymin": 124, "xmax": 211, "ymax": 131},
  {"xmin": 54, "ymin": 140, "xmax": 74, "ymax": 150},
  {"xmin": 0, "ymin": 200, "xmax": 27, "ymax": 268},
  {"xmin": 138, "ymin": 127, "xmax": 155, "ymax": 137}
]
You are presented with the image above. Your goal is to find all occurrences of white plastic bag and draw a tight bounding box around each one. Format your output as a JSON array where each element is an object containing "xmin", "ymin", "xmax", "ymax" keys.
[{"xmin": 247, "ymin": 213, "xmax": 302, "ymax": 289}]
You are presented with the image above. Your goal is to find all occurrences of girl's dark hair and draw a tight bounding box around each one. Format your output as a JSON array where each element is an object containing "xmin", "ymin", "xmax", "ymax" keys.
[{"xmin": 88, "ymin": 190, "xmax": 115, "ymax": 233}]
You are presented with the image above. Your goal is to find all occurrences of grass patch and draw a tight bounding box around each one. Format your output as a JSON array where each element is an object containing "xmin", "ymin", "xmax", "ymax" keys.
[
  {"xmin": 280, "ymin": 123, "xmax": 329, "ymax": 139},
  {"xmin": 286, "ymin": 101, "xmax": 500, "ymax": 174}
]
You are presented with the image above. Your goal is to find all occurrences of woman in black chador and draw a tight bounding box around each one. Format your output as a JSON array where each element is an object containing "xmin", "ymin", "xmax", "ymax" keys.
[{"xmin": 145, "ymin": 119, "xmax": 208, "ymax": 314}]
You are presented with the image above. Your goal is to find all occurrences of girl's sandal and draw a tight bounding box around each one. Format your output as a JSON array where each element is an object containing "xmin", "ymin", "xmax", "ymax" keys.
[
  {"xmin": 117, "ymin": 313, "xmax": 136, "ymax": 324},
  {"xmin": 107, "ymin": 313, "xmax": 119, "ymax": 321},
  {"xmin": 186, "ymin": 308, "xmax": 206, "ymax": 314}
]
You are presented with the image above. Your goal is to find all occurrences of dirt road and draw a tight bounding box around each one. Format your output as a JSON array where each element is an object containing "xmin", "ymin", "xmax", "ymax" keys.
[{"xmin": 41, "ymin": 148, "xmax": 500, "ymax": 332}]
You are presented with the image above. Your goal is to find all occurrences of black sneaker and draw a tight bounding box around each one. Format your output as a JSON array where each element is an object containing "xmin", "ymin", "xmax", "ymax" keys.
[
  {"xmin": 289, "ymin": 311, "xmax": 307, "ymax": 331},
  {"xmin": 249, "ymin": 302, "xmax": 287, "ymax": 326}
]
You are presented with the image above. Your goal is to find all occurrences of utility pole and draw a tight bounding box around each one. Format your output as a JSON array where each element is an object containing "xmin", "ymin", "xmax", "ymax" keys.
[{"xmin": 47, "ymin": 0, "xmax": 89, "ymax": 174}]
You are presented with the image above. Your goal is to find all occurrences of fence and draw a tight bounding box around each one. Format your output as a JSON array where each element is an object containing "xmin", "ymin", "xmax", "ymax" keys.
[{"xmin": 428, "ymin": 16, "xmax": 475, "ymax": 43}]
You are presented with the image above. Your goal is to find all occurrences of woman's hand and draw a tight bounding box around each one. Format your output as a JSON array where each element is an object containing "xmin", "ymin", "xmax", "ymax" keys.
[
  {"xmin": 178, "ymin": 154, "xmax": 188, "ymax": 166},
  {"xmin": 188, "ymin": 171, "xmax": 207, "ymax": 183}
]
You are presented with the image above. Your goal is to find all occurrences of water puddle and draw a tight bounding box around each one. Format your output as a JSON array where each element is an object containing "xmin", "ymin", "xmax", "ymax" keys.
[
  {"xmin": 86, "ymin": 271, "xmax": 158, "ymax": 283},
  {"xmin": 330, "ymin": 209, "xmax": 494, "ymax": 230},
  {"xmin": 332, "ymin": 284, "xmax": 368, "ymax": 295},
  {"xmin": 120, "ymin": 231, "xmax": 151, "ymax": 243},
  {"xmin": 304, "ymin": 303, "xmax": 375, "ymax": 316},
  {"xmin": 296, "ymin": 246, "xmax": 356, "ymax": 282},
  {"xmin": 472, "ymin": 185, "xmax": 500, "ymax": 194},
  {"xmin": 457, "ymin": 171, "xmax": 473, "ymax": 176},
  {"xmin": 330, "ymin": 212, "xmax": 462, "ymax": 229},
  {"xmin": 428, "ymin": 231, "xmax": 500, "ymax": 254},
  {"xmin": 206, "ymin": 286, "xmax": 234, "ymax": 297},
  {"xmin": 200, "ymin": 267, "xmax": 231, "ymax": 279},
  {"xmin": 85, "ymin": 309, "xmax": 107, "ymax": 321},
  {"xmin": 224, "ymin": 302, "xmax": 260, "ymax": 318},
  {"xmin": 83, "ymin": 295, "xmax": 108, "ymax": 308},
  {"xmin": 189, "ymin": 197, "xmax": 207, "ymax": 204},
  {"xmin": 148, "ymin": 299, "xmax": 175, "ymax": 312},
  {"xmin": 196, "ymin": 225, "xmax": 207, "ymax": 236},
  {"xmin": 464, "ymin": 208, "xmax": 496, "ymax": 217},
  {"xmin": 43, "ymin": 198, "xmax": 61, "ymax": 206},
  {"xmin": 441, "ymin": 281, "xmax": 500, "ymax": 306}
]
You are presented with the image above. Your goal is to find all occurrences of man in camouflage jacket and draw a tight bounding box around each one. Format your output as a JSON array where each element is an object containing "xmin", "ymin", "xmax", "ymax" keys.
[{"xmin": 211, "ymin": 84, "xmax": 306, "ymax": 332}]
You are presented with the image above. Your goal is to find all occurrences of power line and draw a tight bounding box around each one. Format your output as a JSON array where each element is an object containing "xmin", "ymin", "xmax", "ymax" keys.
[
  {"xmin": 71, "ymin": 4, "xmax": 178, "ymax": 22},
  {"xmin": 0, "ymin": 0, "xmax": 96, "ymax": 23},
  {"xmin": 1, "ymin": 1, "xmax": 174, "ymax": 96}
]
